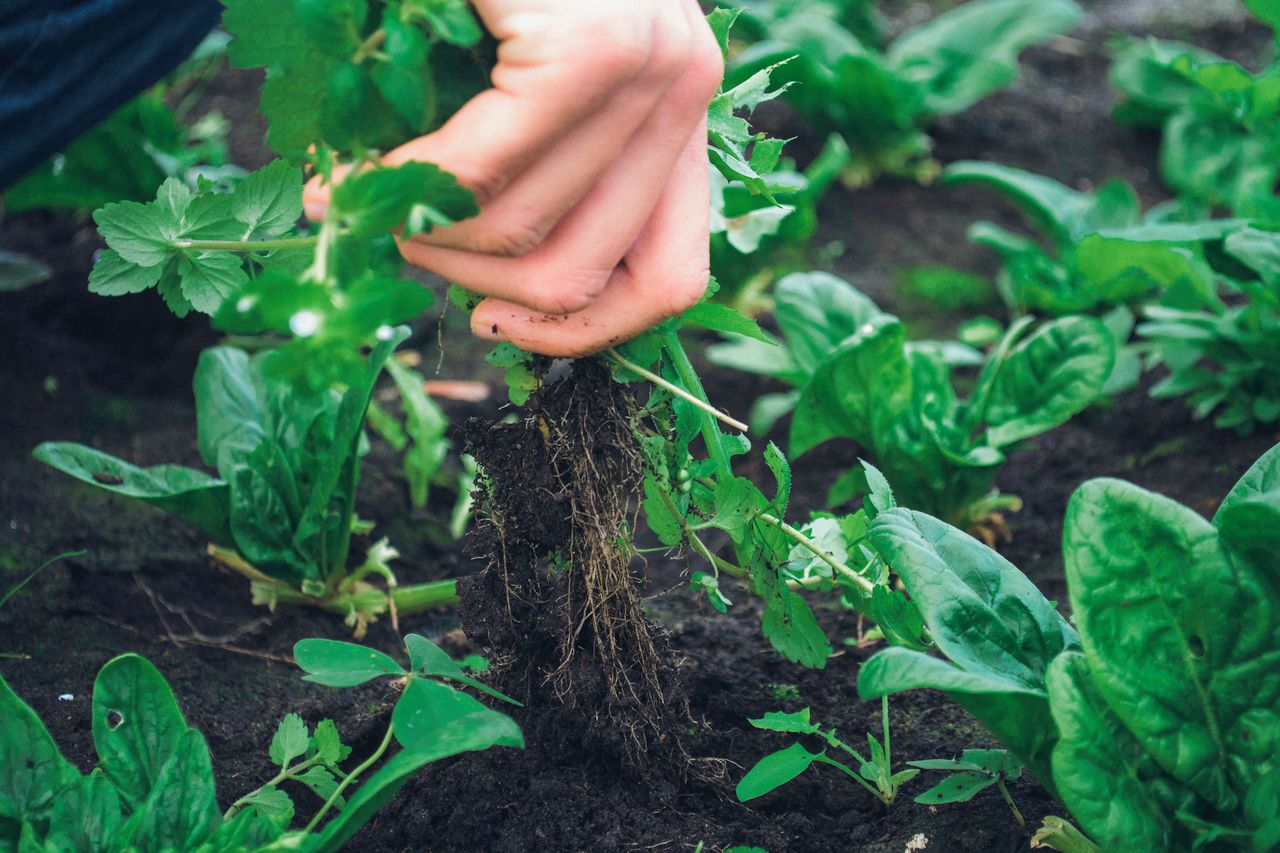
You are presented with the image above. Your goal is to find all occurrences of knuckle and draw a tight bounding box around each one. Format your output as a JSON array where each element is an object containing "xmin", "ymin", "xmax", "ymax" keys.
[
  {"xmin": 482, "ymin": 217, "xmax": 551, "ymax": 257},
  {"xmin": 580, "ymin": 24, "xmax": 651, "ymax": 83},
  {"xmin": 684, "ymin": 36, "xmax": 726, "ymax": 104},
  {"xmin": 528, "ymin": 268, "xmax": 611, "ymax": 315}
]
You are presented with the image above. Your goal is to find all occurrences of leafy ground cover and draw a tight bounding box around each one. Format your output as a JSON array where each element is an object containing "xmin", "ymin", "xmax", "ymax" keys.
[{"xmin": 1, "ymin": 1, "xmax": 1277, "ymax": 852}]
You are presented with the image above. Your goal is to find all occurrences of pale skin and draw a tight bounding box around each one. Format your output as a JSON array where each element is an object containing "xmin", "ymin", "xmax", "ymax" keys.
[{"xmin": 302, "ymin": 0, "xmax": 724, "ymax": 357}]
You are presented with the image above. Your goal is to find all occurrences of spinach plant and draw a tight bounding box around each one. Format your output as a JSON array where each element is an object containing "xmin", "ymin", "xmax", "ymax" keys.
[
  {"xmin": 736, "ymin": 699, "xmax": 918, "ymax": 806},
  {"xmin": 858, "ymin": 443, "xmax": 1280, "ymax": 852},
  {"xmin": 1110, "ymin": 7, "xmax": 1280, "ymax": 219},
  {"xmin": 1139, "ymin": 227, "xmax": 1280, "ymax": 434},
  {"xmin": 727, "ymin": 0, "xmax": 1081, "ymax": 185},
  {"xmin": 0, "ymin": 633, "xmax": 521, "ymax": 852},
  {"xmin": 34, "ymin": 331, "xmax": 459, "ymax": 635},
  {"xmin": 708, "ymin": 271, "xmax": 1115, "ymax": 531}
]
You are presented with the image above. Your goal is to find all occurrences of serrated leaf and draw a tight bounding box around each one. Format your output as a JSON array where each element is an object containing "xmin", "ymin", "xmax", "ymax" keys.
[
  {"xmin": 241, "ymin": 784, "xmax": 295, "ymax": 829},
  {"xmin": 232, "ymin": 160, "xmax": 304, "ymax": 239},
  {"xmin": 177, "ymin": 251, "xmax": 247, "ymax": 314},
  {"xmin": 311, "ymin": 719, "xmax": 349, "ymax": 766},
  {"xmin": 295, "ymin": 765, "xmax": 345, "ymax": 810},
  {"xmin": 269, "ymin": 714, "xmax": 310, "ymax": 767},
  {"xmin": 88, "ymin": 249, "xmax": 163, "ymax": 296}
]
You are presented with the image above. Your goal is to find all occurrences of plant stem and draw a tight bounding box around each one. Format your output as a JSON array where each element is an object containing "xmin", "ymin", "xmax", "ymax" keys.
[
  {"xmin": 603, "ymin": 347, "xmax": 748, "ymax": 434},
  {"xmin": 756, "ymin": 512, "xmax": 874, "ymax": 595},
  {"xmin": 224, "ymin": 756, "xmax": 318, "ymax": 820},
  {"xmin": 170, "ymin": 235, "xmax": 320, "ymax": 252},
  {"xmin": 998, "ymin": 778, "xmax": 1025, "ymax": 827},
  {"xmin": 392, "ymin": 580, "xmax": 459, "ymax": 612},
  {"xmin": 305, "ymin": 722, "xmax": 396, "ymax": 833},
  {"xmin": 352, "ymin": 28, "xmax": 387, "ymax": 64},
  {"xmin": 814, "ymin": 753, "xmax": 884, "ymax": 802}
]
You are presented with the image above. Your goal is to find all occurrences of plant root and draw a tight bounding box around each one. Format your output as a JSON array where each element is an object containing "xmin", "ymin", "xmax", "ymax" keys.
[{"xmin": 459, "ymin": 360, "xmax": 693, "ymax": 773}]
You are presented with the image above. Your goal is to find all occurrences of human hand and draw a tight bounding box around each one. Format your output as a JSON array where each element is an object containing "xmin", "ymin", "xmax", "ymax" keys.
[{"xmin": 303, "ymin": 0, "xmax": 723, "ymax": 357}]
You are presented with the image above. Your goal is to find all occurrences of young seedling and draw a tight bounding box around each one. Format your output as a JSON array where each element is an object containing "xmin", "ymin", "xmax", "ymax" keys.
[
  {"xmin": 0, "ymin": 634, "xmax": 521, "ymax": 852},
  {"xmin": 907, "ymin": 748, "xmax": 1026, "ymax": 826},
  {"xmin": 736, "ymin": 698, "xmax": 917, "ymax": 807}
]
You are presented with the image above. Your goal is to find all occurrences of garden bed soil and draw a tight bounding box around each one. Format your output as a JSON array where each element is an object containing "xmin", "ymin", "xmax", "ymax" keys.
[{"xmin": 2, "ymin": 3, "xmax": 1277, "ymax": 851}]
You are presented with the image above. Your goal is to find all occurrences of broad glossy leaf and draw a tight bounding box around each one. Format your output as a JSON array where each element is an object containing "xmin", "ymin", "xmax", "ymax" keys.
[
  {"xmin": 889, "ymin": 0, "xmax": 1082, "ymax": 117},
  {"xmin": 791, "ymin": 315, "xmax": 910, "ymax": 457},
  {"xmin": 31, "ymin": 442, "xmax": 232, "ymax": 544},
  {"xmin": 1215, "ymin": 443, "xmax": 1280, "ymax": 522},
  {"xmin": 983, "ymin": 315, "xmax": 1115, "ymax": 447},
  {"xmin": 115, "ymin": 729, "xmax": 220, "ymax": 852},
  {"xmin": 736, "ymin": 743, "xmax": 820, "ymax": 801},
  {"xmin": 42, "ymin": 773, "xmax": 124, "ymax": 853},
  {"xmin": 293, "ymin": 639, "xmax": 406, "ymax": 688},
  {"xmin": 774, "ymin": 272, "xmax": 884, "ymax": 376},
  {"xmin": 1047, "ymin": 651, "xmax": 1180, "ymax": 851},
  {"xmin": 92, "ymin": 654, "xmax": 191, "ymax": 811},
  {"xmin": 391, "ymin": 678, "xmax": 524, "ymax": 755},
  {"xmin": 945, "ymin": 161, "xmax": 1138, "ymax": 247},
  {"xmin": 0, "ymin": 675, "xmax": 79, "ymax": 836},
  {"xmin": 1064, "ymin": 477, "xmax": 1280, "ymax": 810}
]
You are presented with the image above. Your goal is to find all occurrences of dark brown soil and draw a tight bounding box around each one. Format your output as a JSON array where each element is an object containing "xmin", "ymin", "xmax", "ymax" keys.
[{"xmin": 1, "ymin": 4, "xmax": 1276, "ymax": 853}]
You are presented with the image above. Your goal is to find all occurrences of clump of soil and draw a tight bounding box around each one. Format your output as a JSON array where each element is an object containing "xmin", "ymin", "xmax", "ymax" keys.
[{"xmin": 458, "ymin": 361, "xmax": 692, "ymax": 772}]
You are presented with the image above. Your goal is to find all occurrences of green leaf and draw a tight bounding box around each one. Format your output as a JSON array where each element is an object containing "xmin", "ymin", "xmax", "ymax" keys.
[
  {"xmin": 310, "ymin": 704, "xmax": 519, "ymax": 853},
  {"xmin": 759, "ymin": 569, "xmax": 831, "ymax": 669},
  {"xmin": 747, "ymin": 708, "xmax": 817, "ymax": 735},
  {"xmin": 404, "ymin": 634, "xmax": 521, "ymax": 706},
  {"xmin": 294, "ymin": 639, "xmax": 406, "ymax": 688},
  {"xmin": 775, "ymin": 272, "xmax": 884, "ymax": 378},
  {"xmin": 115, "ymin": 729, "xmax": 220, "ymax": 853},
  {"xmin": 1214, "ymin": 443, "xmax": 1280, "ymax": 523},
  {"xmin": 983, "ymin": 315, "xmax": 1115, "ymax": 447},
  {"xmin": 913, "ymin": 771, "xmax": 997, "ymax": 804},
  {"xmin": 94, "ymin": 197, "xmax": 175, "ymax": 267},
  {"xmin": 1047, "ymin": 651, "xmax": 1180, "ymax": 851},
  {"xmin": 944, "ymin": 161, "xmax": 1138, "ymax": 246},
  {"xmin": 691, "ymin": 571, "xmax": 732, "ymax": 613},
  {"xmin": 31, "ymin": 442, "xmax": 232, "ymax": 544},
  {"xmin": 1063, "ymin": 477, "xmax": 1280, "ymax": 811},
  {"xmin": 231, "ymin": 159, "xmax": 304, "ymax": 239},
  {"xmin": 239, "ymin": 785, "xmax": 295, "ymax": 829},
  {"xmin": 331, "ymin": 163, "xmax": 477, "ymax": 238},
  {"xmin": 294, "ymin": 766, "xmax": 345, "ymax": 810},
  {"xmin": 404, "ymin": 0, "xmax": 484, "ymax": 46},
  {"xmin": 790, "ymin": 315, "xmax": 911, "ymax": 457},
  {"xmin": 269, "ymin": 714, "xmax": 310, "ymax": 767},
  {"xmin": 680, "ymin": 302, "xmax": 773, "ymax": 344},
  {"xmin": 736, "ymin": 743, "xmax": 820, "ymax": 801},
  {"xmin": 311, "ymin": 720, "xmax": 348, "ymax": 766},
  {"xmin": 889, "ymin": 0, "xmax": 1083, "ymax": 117},
  {"xmin": 42, "ymin": 773, "xmax": 125, "ymax": 853},
  {"xmin": 92, "ymin": 654, "xmax": 191, "ymax": 812},
  {"xmin": 0, "ymin": 675, "xmax": 80, "ymax": 838},
  {"xmin": 88, "ymin": 249, "xmax": 163, "ymax": 296},
  {"xmin": 391, "ymin": 678, "xmax": 524, "ymax": 756},
  {"xmin": 860, "ymin": 508, "xmax": 1077, "ymax": 788}
]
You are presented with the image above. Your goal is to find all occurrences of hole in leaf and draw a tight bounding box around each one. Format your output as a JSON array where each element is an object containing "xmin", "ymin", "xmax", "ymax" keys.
[
  {"xmin": 107, "ymin": 710, "xmax": 124, "ymax": 730},
  {"xmin": 1187, "ymin": 635, "xmax": 1206, "ymax": 658}
]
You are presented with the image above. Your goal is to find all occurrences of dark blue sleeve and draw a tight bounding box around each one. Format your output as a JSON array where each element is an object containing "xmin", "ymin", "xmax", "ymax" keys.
[{"xmin": 0, "ymin": 0, "xmax": 223, "ymax": 190}]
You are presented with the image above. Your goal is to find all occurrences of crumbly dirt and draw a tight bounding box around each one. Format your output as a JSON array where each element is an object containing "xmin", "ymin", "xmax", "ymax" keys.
[{"xmin": 1, "ymin": 4, "xmax": 1276, "ymax": 852}]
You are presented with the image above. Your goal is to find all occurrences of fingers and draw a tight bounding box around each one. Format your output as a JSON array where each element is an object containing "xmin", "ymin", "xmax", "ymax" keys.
[
  {"xmin": 468, "ymin": 120, "xmax": 711, "ymax": 357},
  {"xmin": 396, "ymin": 37, "xmax": 720, "ymax": 316}
]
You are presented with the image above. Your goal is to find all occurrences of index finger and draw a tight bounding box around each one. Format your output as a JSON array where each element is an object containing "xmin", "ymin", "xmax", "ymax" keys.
[{"xmin": 382, "ymin": 0, "xmax": 658, "ymax": 203}]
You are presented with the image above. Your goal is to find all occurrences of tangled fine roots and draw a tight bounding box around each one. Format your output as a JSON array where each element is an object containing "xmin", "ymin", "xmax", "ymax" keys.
[{"xmin": 459, "ymin": 360, "xmax": 693, "ymax": 772}]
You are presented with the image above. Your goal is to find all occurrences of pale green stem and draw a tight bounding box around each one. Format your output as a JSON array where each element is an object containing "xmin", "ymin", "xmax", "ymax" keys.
[{"xmin": 305, "ymin": 722, "xmax": 396, "ymax": 833}]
